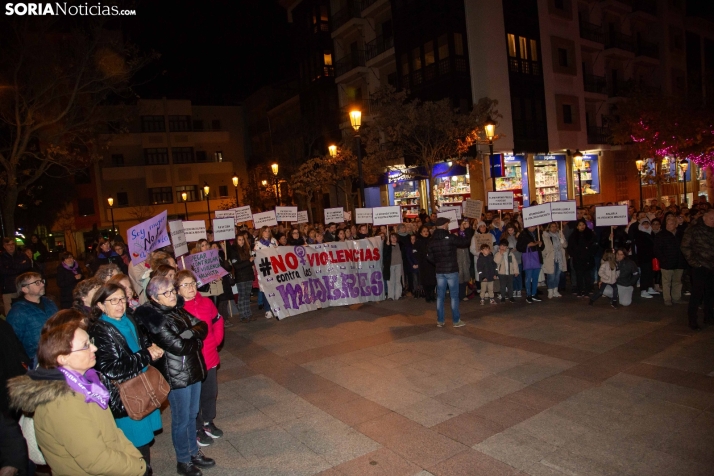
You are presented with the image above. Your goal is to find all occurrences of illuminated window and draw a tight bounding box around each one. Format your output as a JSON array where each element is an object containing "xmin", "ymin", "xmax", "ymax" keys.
[
  {"xmin": 424, "ymin": 40, "xmax": 435, "ymax": 65},
  {"xmin": 519, "ymin": 37, "xmax": 528, "ymax": 59},
  {"xmin": 530, "ymin": 39, "xmax": 538, "ymax": 61},
  {"xmin": 508, "ymin": 34, "xmax": 517, "ymax": 57},
  {"xmin": 412, "ymin": 47, "xmax": 422, "ymax": 70},
  {"xmin": 324, "ymin": 52, "xmax": 333, "ymax": 66},
  {"xmin": 438, "ymin": 34, "xmax": 449, "ymax": 59}
]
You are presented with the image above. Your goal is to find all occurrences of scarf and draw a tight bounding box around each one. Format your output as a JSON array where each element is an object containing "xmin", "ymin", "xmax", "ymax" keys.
[
  {"xmin": 258, "ymin": 237, "xmax": 272, "ymax": 247},
  {"xmin": 57, "ymin": 367, "xmax": 109, "ymax": 409},
  {"xmin": 638, "ymin": 223, "xmax": 652, "ymax": 234},
  {"xmin": 62, "ymin": 260, "xmax": 79, "ymax": 274}
]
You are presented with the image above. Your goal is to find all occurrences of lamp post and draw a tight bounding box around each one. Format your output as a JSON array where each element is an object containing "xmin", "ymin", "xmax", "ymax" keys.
[
  {"xmin": 484, "ymin": 117, "xmax": 497, "ymax": 191},
  {"xmin": 271, "ymin": 163, "xmax": 280, "ymax": 205},
  {"xmin": 572, "ymin": 149, "xmax": 584, "ymax": 208},
  {"xmin": 679, "ymin": 159, "xmax": 689, "ymax": 205},
  {"xmin": 203, "ymin": 182, "xmax": 211, "ymax": 221},
  {"xmin": 181, "ymin": 192, "xmax": 189, "ymax": 219},
  {"xmin": 328, "ymin": 144, "xmax": 337, "ymax": 158},
  {"xmin": 232, "ymin": 173, "xmax": 240, "ymax": 207},
  {"xmin": 107, "ymin": 197, "xmax": 115, "ymax": 235},
  {"xmin": 635, "ymin": 159, "xmax": 645, "ymax": 211},
  {"xmin": 349, "ymin": 110, "xmax": 365, "ymax": 207}
]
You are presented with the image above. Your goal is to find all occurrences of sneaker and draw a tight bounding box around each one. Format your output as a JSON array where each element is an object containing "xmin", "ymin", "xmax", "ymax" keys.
[
  {"xmin": 196, "ymin": 429, "xmax": 213, "ymax": 447},
  {"xmin": 526, "ymin": 297, "xmax": 533, "ymax": 304},
  {"xmin": 191, "ymin": 450, "xmax": 216, "ymax": 468},
  {"xmin": 490, "ymin": 299, "xmax": 497, "ymax": 305},
  {"xmin": 480, "ymin": 299, "xmax": 485, "ymax": 305},
  {"xmin": 265, "ymin": 310, "xmax": 274, "ymax": 319},
  {"xmin": 462, "ymin": 297, "xmax": 469, "ymax": 302},
  {"xmin": 203, "ymin": 422, "xmax": 223, "ymax": 439},
  {"xmin": 453, "ymin": 321, "xmax": 466, "ymax": 328},
  {"xmin": 531, "ymin": 296, "xmax": 542, "ymax": 302},
  {"xmin": 436, "ymin": 322, "xmax": 444, "ymax": 328},
  {"xmin": 647, "ymin": 287, "xmax": 660, "ymax": 295},
  {"xmin": 640, "ymin": 291, "xmax": 653, "ymax": 299}
]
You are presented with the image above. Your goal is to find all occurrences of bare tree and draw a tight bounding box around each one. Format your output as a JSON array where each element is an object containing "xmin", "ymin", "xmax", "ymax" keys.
[{"xmin": 127, "ymin": 205, "xmax": 156, "ymax": 223}]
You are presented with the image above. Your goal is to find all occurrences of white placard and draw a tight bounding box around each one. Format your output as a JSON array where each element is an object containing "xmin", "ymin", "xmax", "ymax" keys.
[
  {"xmin": 183, "ymin": 220, "xmax": 207, "ymax": 242},
  {"xmin": 522, "ymin": 203, "xmax": 553, "ymax": 227},
  {"xmin": 168, "ymin": 221, "xmax": 189, "ymax": 257},
  {"xmin": 252, "ymin": 210, "xmax": 279, "ymax": 228},
  {"xmin": 595, "ymin": 205, "xmax": 629, "ymax": 226},
  {"xmin": 215, "ymin": 209, "xmax": 236, "ymax": 221},
  {"xmin": 324, "ymin": 207, "xmax": 345, "ymax": 224},
  {"xmin": 344, "ymin": 211, "xmax": 352, "ymax": 222},
  {"xmin": 212, "ymin": 218, "xmax": 236, "ymax": 241},
  {"xmin": 462, "ymin": 199, "xmax": 483, "ymax": 219},
  {"xmin": 437, "ymin": 209, "xmax": 459, "ymax": 230},
  {"xmin": 231, "ymin": 206, "xmax": 253, "ymax": 224},
  {"xmin": 292, "ymin": 210, "xmax": 309, "ymax": 225},
  {"xmin": 372, "ymin": 206, "xmax": 402, "ymax": 226},
  {"xmin": 440, "ymin": 205, "xmax": 462, "ymax": 219},
  {"xmin": 550, "ymin": 201, "xmax": 577, "ymax": 222},
  {"xmin": 355, "ymin": 208, "xmax": 373, "ymax": 224},
  {"xmin": 488, "ymin": 191, "xmax": 515, "ymax": 210},
  {"xmin": 275, "ymin": 206, "xmax": 298, "ymax": 222}
]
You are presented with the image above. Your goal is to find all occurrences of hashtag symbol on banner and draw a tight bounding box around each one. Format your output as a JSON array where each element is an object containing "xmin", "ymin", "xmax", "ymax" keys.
[{"xmin": 259, "ymin": 257, "xmax": 272, "ymax": 277}]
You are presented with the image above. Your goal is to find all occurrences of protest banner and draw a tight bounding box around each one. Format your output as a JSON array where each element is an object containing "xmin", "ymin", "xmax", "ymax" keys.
[
  {"xmin": 440, "ymin": 205, "xmax": 462, "ymax": 219},
  {"xmin": 372, "ymin": 206, "xmax": 401, "ymax": 226},
  {"xmin": 168, "ymin": 221, "xmax": 189, "ymax": 257},
  {"xmin": 437, "ymin": 209, "xmax": 459, "ymax": 230},
  {"xmin": 344, "ymin": 210, "xmax": 352, "ymax": 222},
  {"xmin": 293, "ymin": 211, "xmax": 309, "ymax": 225},
  {"xmin": 462, "ymin": 199, "xmax": 483, "ymax": 219},
  {"xmin": 355, "ymin": 208, "xmax": 373, "ymax": 224},
  {"xmin": 488, "ymin": 191, "xmax": 515, "ymax": 210},
  {"xmin": 215, "ymin": 210, "xmax": 236, "ymax": 221},
  {"xmin": 255, "ymin": 237, "xmax": 385, "ymax": 320},
  {"xmin": 183, "ymin": 220, "xmax": 207, "ymax": 242},
  {"xmin": 252, "ymin": 210, "xmax": 279, "ymax": 228},
  {"xmin": 550, "ymin": 201, "xmax": 577, "ymax": 222},
  {"xmin": 212, "ymin": 218, "xmax": 236, "ymax": 241},
  {"xmin": 231, "ymin": 205, "xmax": 253, "ymax": 224},
  {"xmin": 276, "ymin": 206, "xmax": 298, "ymax": 222},
  {"xmin": 522, "ymin": 203, "xmax": 552, "ymax": 228},
  {"xmin": 324, "ymin": 207, "xmax": 345, "ymax": 224},
  {"xmin": 595, "ymin": 205, "xmax": 628, "ymax": 226},
  {"xmin": 177, "ymin": 249, "xmax": 228, "ymax": 287},
  {"xmin": 127, "ymin": 211, "xmax": 170, "ymax": 265}
]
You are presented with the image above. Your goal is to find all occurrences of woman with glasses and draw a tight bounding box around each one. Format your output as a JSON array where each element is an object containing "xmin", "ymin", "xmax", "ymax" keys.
[
  {"xmin": 229, "ymin": 233, "xmax": 256, "ymax": 323},
  {"xmin": 175, "ymin": 270, "xmax": 225, "ymax": 449},
  {"xmin": 8, "ymin": 309, "xmax": 147, "ymax": 476},
  {"xmin": 89, "ymin": 283, "xmax": 164, "ymax": 475},
  {"xmin": 135, "ymin": 276, "xmax": 212, "ymax": 476},
  {"xmin": 287, "ymin": 228, "xmax": 305, "ymax": 246}
]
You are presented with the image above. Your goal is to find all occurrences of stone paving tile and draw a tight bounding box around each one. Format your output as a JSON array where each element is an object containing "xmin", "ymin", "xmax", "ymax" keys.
[
  {"xmin": 498, "ymin": 356, "xmax": 578, "ymax": 385},
  {"xmin": 603, "ymin": 373, "xmax": 714, "ymax": 411},
  {"xmin": 432, "ymin": 411, "xmax": 506, "ymax": 447},
  {"xmin": 474, "ymin": 427, "xmax": 560, "ymax": 471},
  {"xmin": 393, "ymin": 397, "xmax": 465, "ymax": 428},
  {"xmin": 427, "ymin": 448, "xmax": 522, "ymax": 476},
  {"xmin": 433, "ymin": 375, "xmax": 527, "ymax": 411},
  {"xmin": 328, "ymin": 447, "xmax": 422, "ymax": 476}
]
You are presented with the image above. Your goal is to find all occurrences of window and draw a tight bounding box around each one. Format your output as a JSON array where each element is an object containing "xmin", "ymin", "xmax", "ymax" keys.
[
  {"xmin": 77, "ymin": 198, "xmax": 95, "ymax": 216},
  {"xmin": 454, "ymin": 33, "xmax": 464, "ymax": 56},
  {"xmin": 117, "ymin": 192, "xmax": 128, "ymax": 206},
  {"xmin": 530, "ymin": 39, "xmax": 538, "ymax": 61},
  {"xmin": 562, "ymin": 104, "xmax": 573, "ymax": 124},
  {"xmin": 172, "ymin": 147, "xmax": 194, "ymax": 164},
  {"xmin": 111, "ymin": 154, "xmax": 124, "ymax": 166},
  {"xmin": 558, "ymin": 48, "xmax": 569, "ymax": 67},
  {"xmin": 508, "ymin": 34, "xmax": 517, "ymax": 57},
  {"xmin": 176, "ymin": 185, "xmax": 198, "ymax": 202},
  {"xmin": 141, "ymin": 115, "xmax": 165, "ymax": 132},
  {"xmin": 324, "ymin": 52, "xmax": 333, "ymax": 66},
  {"xmin": 195, "ymin": 151, "xmax": 207, "ymax": 162},
  {"xmin": 169, "ymin": 115, "xmax": 191, "ymax": 132},
  {"xmin": 438, "ymin": 34, "xmax": 449, "ymax": 59},
  {"xmin": 219, "ymin": 185, "xmax": 229, "ymax": 197},
  {"xmin": 193, "ymin": 120, "xmax": 204, "ymax": 131},
  {"xmin": 211, "ymin": 119, "xmax": 221, "ymax": 130},
  {"xmin": 412, "ymin": 47, "xmax": 422, "ymax": 70},
  {"xmin": 214, "ymin": 151, "xmax": 223, "ymax": 162},
  {"xmin": 144, "ymin": 148, "xmax": 169, "ymax": 165},
  {"xmin": 424, "ymin": 41, "xmax": 435, "ymax": 66},
  {"xmin": 149, "ymin": 187, "xmax": 173, "ymax": 205},
  {"xmin": 519, "ymin": 37, "xmax": 528, "ymax": 59}
]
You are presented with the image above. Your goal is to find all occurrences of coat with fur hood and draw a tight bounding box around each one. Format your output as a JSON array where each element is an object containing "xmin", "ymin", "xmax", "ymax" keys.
[{"xmin": 8, "ymin": 368, "xmax": 146, "ymax": 476}]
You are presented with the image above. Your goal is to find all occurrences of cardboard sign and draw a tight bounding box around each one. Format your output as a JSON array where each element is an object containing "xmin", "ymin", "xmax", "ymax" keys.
[
  {"xmin": 293, "ymin": 210, "xmax": 309, "ymax": 225},
  {"xmin": 168, "ymin": 221, "xmax": 189, "ymax": 257},
  {"xmin": 252, "ymin": 210, "xmax": 279, "ymax": 228},
  {"xmin": 372, "ymin": 206, "xmax": 401, "ymax": 226},
  {"xmin": 183, "ymin": 220, "xmax": 207, "ymax": 242},
  {"xmin": 550, "ymin": 201, "xmax": 577, "ymax": 222},
  {"xmin": 488, "ymin": 191, "xmax": 515, "ymax": 210},
  {"xmin": 522, "ymin": 203, "xmax": 553, "ymax": 227},
  {"xmin": 231, "ymin": 206, "xmax": 253, "ymax": 224},
  {"xmin": 178, "ymin": 249, "xmax": 228, "ymax": 287},
  {"xmin": 344, "ymin": 211, "xmax": 352, "ymax": 222},
  {"xmin": 440, "ymin": 205, "xmax": 462, "ymax": 219},
  {"xmin": 595, "ymin": 205, "xmax": 628, "ymax": 226},
  {"xmin": 324, "ymin": 207, "xmax": 345, "ymax": 224},
  {"xmin": 437, "ymin": 209, "xmax": 459, "ymax": 230},
  {"xmin": 462, "ymin": 199, "xmax": 483, "ymax": 219},
  {"xmin": 126, "ymin": 211, "xmax": 170, "ymax": 265},
  {"xmin": 215, "ymin": 209, "xmax": 236, "ymax": 221},
  {"xmin": 212, "ymin": 218, "xmax": 236, "ymax": 241},
  {"xmin": 275, "ymin": 206, "xmax": 298, "ymax": 222},
  {"xmin": 355, "ymin": 208, "xmax": 373, "ymax": 224}
]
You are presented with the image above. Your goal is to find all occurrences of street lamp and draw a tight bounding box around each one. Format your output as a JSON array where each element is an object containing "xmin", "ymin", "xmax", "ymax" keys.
[
  {"xmin": 572, "ymin": 149, "xmax": 584, "ymax": 208},
  {"xmin": 679, "ymin": 159, "xmax": 689, "ymax": 205},
  {"xmin": 181, "ymin": 192, "xmax": 189, "ymax": 219},
  {"xmin": 484, "ymin": 116, "xmax": 496, "ymax": 191},
  {"xmin": 349, "ymin": 110, "xmax": 365, "ymax": 207},
  {"xmin": 635, "ymin": 159, "xmax": 645, "ymax": 211},
  {"xmin": 203, "ymin": 182, "xmax": 211, "ymax": 221},
  {"xmin": 328, "ymin": 144, "xmax": 337, "ymax": 158},
  {"xmin": 232, "ymin": 173, "xmax": 240, "ymax": 207},
  {"xmin": 107, "ymin": 197, "xmax": 115, "ymax": 235},
  {"xmin": 271, "ymin": 163, "xmax": 280, "ymax": 205}
]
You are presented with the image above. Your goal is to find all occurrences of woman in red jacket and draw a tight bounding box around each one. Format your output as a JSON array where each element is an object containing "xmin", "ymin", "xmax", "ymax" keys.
[{"xmin": 175, "ymin": 269, "xmax": 225, "ymax": 449}]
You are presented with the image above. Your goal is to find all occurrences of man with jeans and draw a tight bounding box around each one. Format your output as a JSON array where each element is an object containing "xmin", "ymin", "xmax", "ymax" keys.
[
  {"xmin": 681, "ymin": 210, "xmax": 714, "ymax": 330},
  {"xmin": 427, "ymin": 217, "xmax": 470, "ymax": 328}
]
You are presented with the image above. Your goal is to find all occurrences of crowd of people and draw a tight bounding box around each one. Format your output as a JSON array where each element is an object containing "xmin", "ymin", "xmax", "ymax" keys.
[{"xmin": 0, "ymin": 195, "xmax": 712, "ymax": 476}]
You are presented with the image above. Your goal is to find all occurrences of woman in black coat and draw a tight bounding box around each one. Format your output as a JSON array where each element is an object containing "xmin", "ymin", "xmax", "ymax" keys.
[
  {"xmin": 229, "ymin": 233, "xmax": 256, "ymax": 322},
  {"xmin": 56, "ymin": 251, "xmax": 83, "ymax": 309},
  {"xmin": 567, "ymin": 220, "xmax": 597, "ymax": 297},
  {"xmin": 91, "ymin": 238, "xmax": 128, "ymax": 275},
  {"xmin": 414, "ymin": 226, "xmax": 437, "ymax": 302}
]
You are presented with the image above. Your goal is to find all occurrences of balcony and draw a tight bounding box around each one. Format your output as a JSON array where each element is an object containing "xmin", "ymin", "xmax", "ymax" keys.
[
  {"xmin": 579, "ymin": 21, "xmax": 604, "ymax": 45},
  {"xmin": 632, "ymin": 0, "xmax": 657, "ymax": 16},
  {"xmin": 332, "ymin": 3, "xmax": 362, "ymax": 32},
  {"xmin": 365, "ymin": 35, "xmax": 394, "ymax": 62},
  {"xmin": 636, "ymin": 39, "xmax": 659, "ymax": 59},
  {"xmin": 583, "ymin": 73, "xmax": 607, "ymax": 94},
  {"xmin": 587, "ymin": 126, "xmax": 611, "ymax": 144},
  {"xmin": 604, "ymin": 31, "xmax": 635, "ymax": 55},
  {"xmin": 508, "ymin": 58, "xmax": 542, "ymax": 76},
  {"xmin": 335, "ymin": 50, "xmax": 366, "ymax": 78}
]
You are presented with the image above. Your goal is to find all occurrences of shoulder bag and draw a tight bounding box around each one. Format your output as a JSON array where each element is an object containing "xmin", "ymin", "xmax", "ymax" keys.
[
  {"xmin": 522, "ymin": 247, "xmax": 541, "ymax": 270},
  {"xmin": 114, "ymin": 365, "xmax": 170, "ymax": 420}
]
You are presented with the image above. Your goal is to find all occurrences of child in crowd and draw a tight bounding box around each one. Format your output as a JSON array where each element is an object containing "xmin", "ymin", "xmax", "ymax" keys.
[
  {"xmin": 476, "ymin": 243, "xmax": 498, "ymax": 305},
  {"xmin": 494, "ymin": 239, "xmax": 519, "ymax": 303},
  {"xmin": 589, "ymin": 249, "xmax": 620, "ymax": 308}
]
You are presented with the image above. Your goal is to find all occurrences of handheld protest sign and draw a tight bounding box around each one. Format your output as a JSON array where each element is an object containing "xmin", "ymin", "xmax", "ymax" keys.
[
  {"xmin": 522, "ymin": 203, "xmax": 552, "ymax": 228},
  {"xmin": 355, "ymin": 208, "xmax": 373, "ymax": 224},
  {"xmin": 275, "ymin": 206, "xmax": 298, "ymax": 222},
  {"xmin": 126, "ymin": 211, "xmax": 170, "ymax": 265},
  {"xmin": 324, "ymin": 207, "xmax": 345, "ymax": 224},
  {"xmin": 252, "ymin": 210, "xmax": 279, "ymax": 228},
  {"xmin": 182, "ymin": 220, "xmax": 207, "ymax": 242},
  {"xmin": 437, "ymin": 209, "xmax": 459, "ymax": 230},
  {"xmin": 550, "ymin": 201, "xmax": 577, "ymax": 223},
  {"xmin": 488, "ymin": 191, "xmax": 515, "ymax": 210},
  {"xmin": 168, "ymin": 221, "xmax": 189, "ymax": 257},
  {"xmin": 372, "ymin": 206, "xmax": 401, "ymax": 226},
  {"xmin": 212, "ymin": 218, "xmax": 236, "ymax": 241},
  {"xmin": 231, "ymin": 206, "xmax": 253, "ymax": 224},
  {"xmin": 595, "ymin": 205, "xmax": 628, "ymax": 227},
  {"xmin": 462, "ymin": 199, "xmax": 483, "ymax": 219}
]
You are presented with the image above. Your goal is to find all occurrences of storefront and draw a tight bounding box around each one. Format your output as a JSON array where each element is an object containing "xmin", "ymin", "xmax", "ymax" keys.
[
  {"xmin": 695, "ymin": 164, "xmax": 708, "ymax": 202},
  {"xmin": 386, "ymin": 167, "xmax": 428, "ymax": 218},
  {"xmin": 573, "ymin": 154, "xmax": 601, "ymax": 198},
  {"xmin": 533, "ymin": 155, "xmax": 568, "ymax": 204},
  {"xmin": 433, "ymin": 162, "xmax": 470, "ymax": 209},
  {"xmin": 494, "ymin": 154, "xmax": 528, "ymax": 206}
]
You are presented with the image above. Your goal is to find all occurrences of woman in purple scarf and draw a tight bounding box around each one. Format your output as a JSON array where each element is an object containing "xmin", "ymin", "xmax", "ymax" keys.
[
  {"xmin": 56, "ymin": 251, "xmax": 83, "ymax": 309},
  {"xmin": 8, "ymin": 309, "xmax": 147, "ymax": 476}
]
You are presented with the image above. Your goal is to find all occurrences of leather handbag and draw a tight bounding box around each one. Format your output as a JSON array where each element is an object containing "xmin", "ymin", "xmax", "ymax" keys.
[{"xmin": 115, "ymin": 366, "xmax": 170, "ymax": 420}]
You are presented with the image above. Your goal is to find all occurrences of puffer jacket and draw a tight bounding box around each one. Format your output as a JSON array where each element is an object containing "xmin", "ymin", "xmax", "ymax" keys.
[
  {"xmin": 182, "ymin": 292, "xmax": 224, "ymax": 370},
  {"xmin": 229, "ymin": 249, "xmax": 255, "ymax": 283},
  {"xmin": 653, "ymin": 229, "xmax": 686, "ymax": 270},
  {"xmin": 427, "ymin": 229, "xmax": 471, "ymax": 274},
  {"xmin": 598, "ymin": 262, "xmax": 619, "ymax": 285},
  {"xmin": 476, "ymin": 253, "xmax": 497, "ymax": 281},
  {"xmin": 88, "ymin": 314, "xmax": 153, "ymax": 419},
  {"xmin": 616, "ymin": 257, "xmax": 640, "ymax": 287},
  {"xmin": 134, "ymin": 297, "xmax": 207, "ymax": 390},
  {"xmin": 681, "ymin": 219, "xmax": 714, "ymax": 270}
]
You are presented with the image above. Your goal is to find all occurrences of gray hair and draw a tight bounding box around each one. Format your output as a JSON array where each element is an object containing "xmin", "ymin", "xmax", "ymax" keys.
[
  {"xmin": 397, "ymin": 224, "xmax": 406, "ymax": 233},
  {"xmin": 146, "ymin": 276, "xmax": 173, "ymax": 300}
]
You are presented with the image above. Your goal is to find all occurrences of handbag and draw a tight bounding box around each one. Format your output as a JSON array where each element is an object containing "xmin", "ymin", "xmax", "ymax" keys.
[
  {"xmin": 522, "ymin": 247, "xmax": 541, "ymax": 270},
  {"xmin": 652, "ymin": 258, "xmax": 660, "ymax": 272},
  {"xmin": 114, "ymin": 366, "xmax": 170, "ymax": 420}
]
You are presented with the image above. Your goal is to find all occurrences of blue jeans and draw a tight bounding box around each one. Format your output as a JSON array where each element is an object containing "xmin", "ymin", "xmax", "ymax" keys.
[
  {"xmin": 546, "ymin": 262, "xmax": 561, "ymax": 289},
  {"xmin": 436, "ymin": 272, "xmax": 460, "ymax": 324},
  {"xmin": 513, "ymin": 263, "xmax": 523, "ymax": 292},
  {"xmin": 524, "ymin": 267, "xmax": 540, "ymax": 297},
  {"xmin": 168, "ymin": 382, "xmax": 201, "ymax": 463},
  {"xmin": 258, "ymin": 291, "xmax": 271, "ymax": 313}
]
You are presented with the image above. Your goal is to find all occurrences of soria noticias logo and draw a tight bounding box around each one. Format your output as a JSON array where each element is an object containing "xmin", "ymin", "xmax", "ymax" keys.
[{"xmin": 5, "ymin": 3, "xmax": 137, "ymax": 16}]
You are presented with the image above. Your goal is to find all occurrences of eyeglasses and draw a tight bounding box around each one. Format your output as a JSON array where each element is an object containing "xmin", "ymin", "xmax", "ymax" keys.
[
  {"xmin": 179, "ymin": 281, "xmax": 197, "ymax": 289},
  {"xmin": 159, "ymin": 288, "xmax": 178, "ymax": 298},
  {"xmin": 71, "ymin": 337, "xmax": 94, "ymax": 352},
  {"xmin": 104, "ymin": 297, "xmax": 127, "ymax": 306},
  {"xmin": 23, "ymin": 279, "xmax": 45, "ymax": 287}
]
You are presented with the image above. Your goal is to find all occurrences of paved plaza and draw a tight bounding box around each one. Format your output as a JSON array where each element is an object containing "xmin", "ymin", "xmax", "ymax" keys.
[{"xmin": 147, "ymin": 295, "xmax": 714, "ymax": 476}]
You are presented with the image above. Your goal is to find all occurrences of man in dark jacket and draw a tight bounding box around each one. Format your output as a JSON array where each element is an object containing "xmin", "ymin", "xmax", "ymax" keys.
[
  {"xmin": 427, "ymin": 218, "xmax": 470, "ymax": 328},
  {"xmin": 6, "ymin": 272, "xmax": 59, "ymax": 360},
  {"xmin": 614, "ymin": 248, "xmax": 639, "ymax": 306},
  {"xmin": 0, "ymin": 238, "xmax": 32, "ymax": 317},
  {"xmin": 681, "ymin": 210, "xmax": 714, "ymax": 330},
  {"xmin": 653, "ymin": 215, "xmax": 686, "ymax": 306}
]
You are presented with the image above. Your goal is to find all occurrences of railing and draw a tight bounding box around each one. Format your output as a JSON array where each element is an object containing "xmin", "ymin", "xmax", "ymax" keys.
[
  {"xmin": 583, "ymin": 73, "xmax": 607, "ymax": 94},
  {"xmin": 587, "ymin": 126, "xmax": 611, "ymax": 144},
  {"xmin": 508, "ymin": 57, "xmax": 541, "ymax": 76},
  {"xmin": 334, "ymin": 50, "xmax": 366, "ymax": 77},
  {"xmin": 605, "ymin": 31, "xmax": 634, "ymax": 52},
  {"xmin": 365, "ymin": 35, "xmax": 394, "ymax": 61},
  {"xmin": 636, "ymin": 39, "xmax": 659, "ymax": 59},
  {"xmin": 579, "ymin": 21, "xmax": 604, "ymax": 44},
  {"xmin": 332, "ymin": 2, "xmax": 362, "ymax": 31},
  {"xmin": 632, "ymin": 0, "xmax": 657, "ymax": 15}
]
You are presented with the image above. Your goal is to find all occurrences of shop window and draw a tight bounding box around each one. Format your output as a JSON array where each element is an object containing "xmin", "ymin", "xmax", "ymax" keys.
[
  {"xmin": 117, "ymin": 192, "xmax": 129, "ymax": 206},
  {"xmin": 508, "ymin": 34, "xmax": 517, "ymax": 57},
  {"xmin": 168, "ymin": 115, "xmax": 191, "ymax": 132},
  {"xmin": 454, "ymin": 33, "xmax": 464, "ymax": 56},
  {"xmin": 141, "ymin": 115, "xmax": 165, "ymax": 132},
  {"xmin": 574, "ymin": 155, "xmax": 600, "ymax": 196},
  {"xmin": 149, "ymin": 187, "xmax": 173, "ymax": 205},
  {"xmin": 111, "ymin": 154, "xmax": 124, "ymax": 166},
  {"xmin": 77, "ymin": 198, "xmax": 95, "ymax": 216},
  {"xmin": 438, "ymin": 34, "xmax": 449, "ymax": 59}
]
